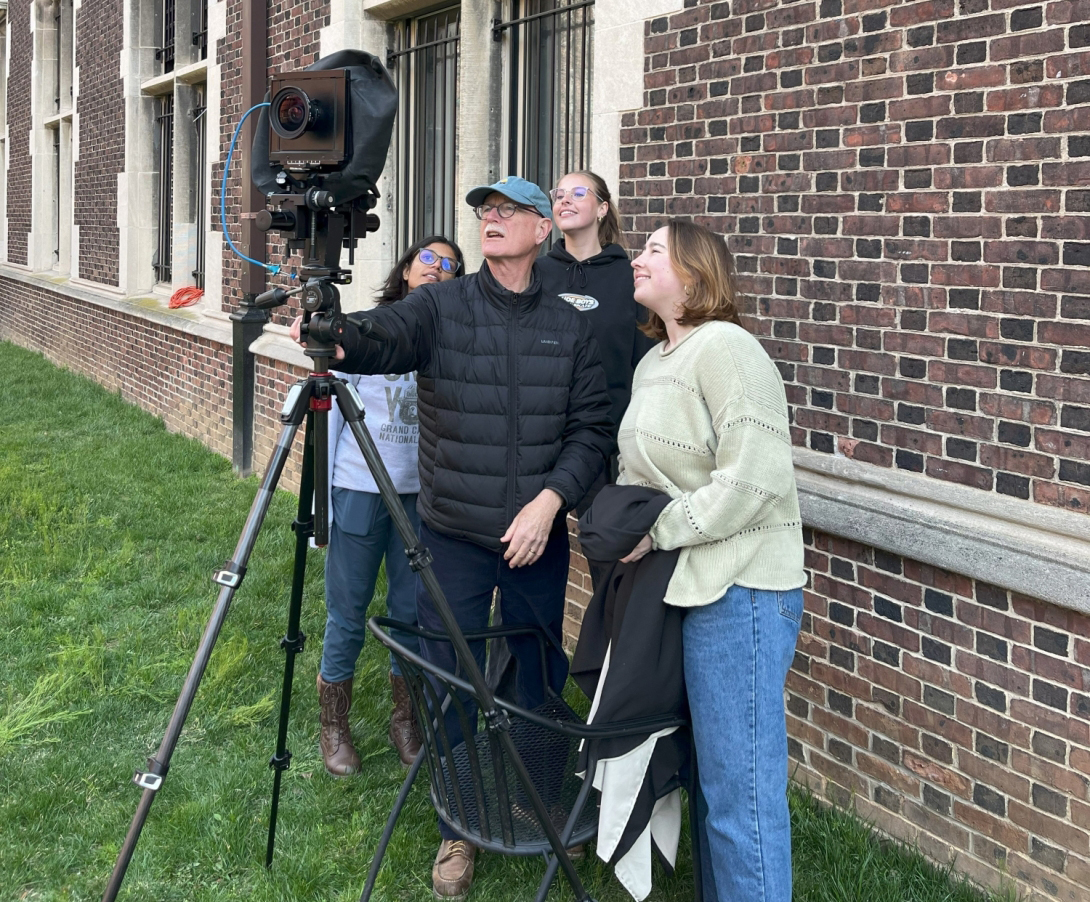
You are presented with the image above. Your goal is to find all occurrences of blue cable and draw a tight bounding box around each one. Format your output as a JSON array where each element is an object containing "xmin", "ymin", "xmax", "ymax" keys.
[{"xmin": 220, "ymin": 101, "xmax": 285, "ymax": 276}]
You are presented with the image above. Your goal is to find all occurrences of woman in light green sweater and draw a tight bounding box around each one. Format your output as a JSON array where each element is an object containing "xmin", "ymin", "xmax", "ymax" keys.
[{"xmin": 617, "ymin": 219, "xmax": 805, "ymax": 902}]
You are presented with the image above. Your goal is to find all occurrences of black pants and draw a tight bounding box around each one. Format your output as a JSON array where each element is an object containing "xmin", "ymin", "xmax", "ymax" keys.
[{"xmin": 415, "ymin": 521, "xmax": 570, "ymax": 839}]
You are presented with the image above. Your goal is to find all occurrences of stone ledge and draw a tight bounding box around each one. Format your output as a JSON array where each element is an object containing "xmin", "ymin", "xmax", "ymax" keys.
[
  {"xmin": 0, "ymin": 267, "xmax": 234, "ymax": 347},
  {"xmin": 794, "ymin": 448, "xmax": 1090, "ymax": 614}
]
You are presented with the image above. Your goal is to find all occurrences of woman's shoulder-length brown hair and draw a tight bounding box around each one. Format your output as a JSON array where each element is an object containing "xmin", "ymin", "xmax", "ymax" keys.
[{"xmin": 639, "ymin": 219, "xmax": 743, "ymax": 342}]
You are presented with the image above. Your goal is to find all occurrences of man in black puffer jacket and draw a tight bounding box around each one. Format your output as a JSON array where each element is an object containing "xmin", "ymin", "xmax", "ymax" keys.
[{"xmin": 335, "ymin": 176, "xmax": 612, "ymax": 899}]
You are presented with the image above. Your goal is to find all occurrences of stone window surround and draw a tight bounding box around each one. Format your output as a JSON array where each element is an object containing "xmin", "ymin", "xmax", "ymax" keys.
[
  {"xmin": 28, "ymin": 0, "xmax": 75, "ymax": 274},
  {"xmin": 129, "ymin": 0, "xmax": 211, "ymax": 299}
]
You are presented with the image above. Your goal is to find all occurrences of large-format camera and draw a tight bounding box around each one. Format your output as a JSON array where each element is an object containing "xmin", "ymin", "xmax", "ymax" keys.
[
  {"xmin": 248, "ymin": 50, "xmax": 397, "ymax": 357},
  {"xmin": 268, "ymin": 69, "xmax": 351, "ymax": 172}
]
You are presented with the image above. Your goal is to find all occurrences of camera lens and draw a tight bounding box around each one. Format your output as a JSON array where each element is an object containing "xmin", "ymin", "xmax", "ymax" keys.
[{"xmin": 271, "ymin": 87, "xmax": 315, "ymax": 140}]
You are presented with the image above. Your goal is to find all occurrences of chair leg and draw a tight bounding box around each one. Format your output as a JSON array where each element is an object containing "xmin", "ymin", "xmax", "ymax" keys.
[
  {"xmin": 689, "ymin": 752, "xmax": 703, "ymax": 902},
  {"xmin": 358, "ymin": 747, "xmax": 426, "ymax": 902},
  {"xmin": 535, "ymin": 770, "xmax": 598, "ymax": 902}
]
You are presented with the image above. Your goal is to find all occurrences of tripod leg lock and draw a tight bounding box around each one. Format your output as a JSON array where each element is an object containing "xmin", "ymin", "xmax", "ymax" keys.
[
  {"xmin": 212, "ymin": 561, "xmax": 247, "ymax": 589},
  {"xmin": 133, "ymin": 757, "xmax": 168, "ymax": 792},
  {"xmin": 269, "ymin": 750, "xmax": 293, "ymax": 772},
  {"xmin": 280, "ymin": 630, "xmax": 307, "ymax": 654},
  {"xmin": 406, "ymin": 546, "xmax": 433, "ymax": 572}
]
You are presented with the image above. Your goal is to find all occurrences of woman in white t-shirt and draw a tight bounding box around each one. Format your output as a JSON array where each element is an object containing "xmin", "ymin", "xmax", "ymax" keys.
[{"xmin": 302, "ymin": 236, "xmax": 463, "ymax": 775}]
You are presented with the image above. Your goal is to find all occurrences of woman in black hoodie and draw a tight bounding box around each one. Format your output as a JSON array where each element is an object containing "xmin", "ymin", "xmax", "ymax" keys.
[{"xmin": 539, "ymin": 171, "xmax": 655, "ymax": 483}]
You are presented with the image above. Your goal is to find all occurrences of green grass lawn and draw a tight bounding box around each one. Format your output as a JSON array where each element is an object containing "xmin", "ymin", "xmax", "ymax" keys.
[{"xmin": 0, "ymin": 340, "xmax": 1006, "ymax": 902}]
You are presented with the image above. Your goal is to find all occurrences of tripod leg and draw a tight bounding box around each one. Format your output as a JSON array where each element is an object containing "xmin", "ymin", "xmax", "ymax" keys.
[
  {"xmin": 266, "ymin": 410, "xmax": 317, "ymax": 867},
  {"xmin": 102, "ymin": 384, "xmax": 312, "ymax": 902}
]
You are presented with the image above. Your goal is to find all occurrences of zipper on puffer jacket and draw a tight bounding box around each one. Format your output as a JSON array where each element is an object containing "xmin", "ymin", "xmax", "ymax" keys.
[{"xmin": 506, "ymin": 301, "xmax": 519, "ymax": 527}]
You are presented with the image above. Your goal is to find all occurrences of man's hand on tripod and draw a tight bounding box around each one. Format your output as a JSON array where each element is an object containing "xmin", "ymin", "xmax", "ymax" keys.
[{"xmin": 290, "ymin": 315, "xmax": 346, "ymax": 361}]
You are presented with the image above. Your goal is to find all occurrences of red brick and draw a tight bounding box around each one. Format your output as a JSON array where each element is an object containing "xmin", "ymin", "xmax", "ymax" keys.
[
  {"xmin": 932, "ymin": 166, "xmax": 1004, "ymax": 190},
  {"xmin": 1036, "ymin": 429, "xmax": 1090, "ymax": 459},
  {"xmin": 905, "ymin": 607, "xmax": 974, "ymax": 649},
  {"xmin": 1045, "ymin": 50, "xmax": 1090, "ymax": 79},
  {"xmin": 978, "ymin": 446, "xmax": 1056, "ymax": 479},
  {"xmin": 859, "ymin": 655, "xmax": 926, "ymax": 700},
  {"xmin": 859, "ymin": 752, "xmax": 923, "ymax": 796},
  {"xmin": 1011, "ymin": 646, "xmax": 1089, "ymax": 691},
  {"xmin": 926, "ymin": 458, "xmax": 995, "ymax": 489},
  {"xmin": 857, "ymin": 700, "xmax": 922, "ymax": 748},
  {"xmin": 932, "ymin": 215, "xmax": 1003, "ymax": 239},
  {"xmin": 883, "ymin": 378, "xmax": 946, "ymax": 406},
  {"xmin": 986, "ymin": 84, "xmax": 1065, "ymax": 112},
  {"xmin": 990, "ymin": 29, "xmax": 1068, "ymax": 63},
  {"xmin": 905, "ymin": 750, "xmax": 972, "ymax": 797},
  {"xmin": 954, "ymin": 800, "xmax": 1031, "ymax": 852},
  {"xmin": 986, "ymin": 136, "xmax": 1063, "ymax": 162},
  {"xmin": 885, "ymin": 192, "xmax": 950, "ymax": 214},
  {"xmin": 902, "ymin": 698, "xmax": 974, "ymax": 747},
  {"xmin": 1011, "ymin": 698, "xmax": 1090, "ymax": 747},
  {"xmin": 978, "ymin": 393, "xmax": 1056, "ymax": 425},
  {"xmin": 984, "ymin": 190, "xmax": 1062, "ymax": 214},
  {"xmin": 1009, "ymin": 799, "xmax": 1090, "ymax": 855},
  {"xmin": 936, "ymin": 66, "xmax": 1007, "ymax": 92}
]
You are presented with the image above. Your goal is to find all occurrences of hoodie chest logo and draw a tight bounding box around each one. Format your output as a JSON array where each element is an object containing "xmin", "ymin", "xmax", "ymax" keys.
[{"xmin": 559, "ymin": 292, "xmax": 599, "ymax": 311}]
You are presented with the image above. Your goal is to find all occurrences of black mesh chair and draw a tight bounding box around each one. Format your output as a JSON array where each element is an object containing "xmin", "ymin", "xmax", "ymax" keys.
[{"xmin": 358, "ymin": 616, "xmax": 700, "ymax": 902}]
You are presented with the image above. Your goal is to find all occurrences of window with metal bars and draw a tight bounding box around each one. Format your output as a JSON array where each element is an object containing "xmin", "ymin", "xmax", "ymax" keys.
[
  {"xmin": 154, "ymin": 95, "xmax": 174, "ymax": 283},
  {"xmin": 192, "ymin": 87, "xmax": 206, "ymax": 288},
  {"xmin": 389, "ymin": 6, "xmax": 460, "ymax": 255},
  {"xmin": 501, "ymin": 0, "xmax": 594, "ymax": 199},
  {"xmin": 53, "ymin": 0, "xmax": 73, "ymax": 114},
  {"xmin": 193, "ymin": 0, "xmax": 208, "ymax": 61},
  {"xmin": 52, "ymin": 128, "xmax": 61, "ymax": 265},
  {"xmin": 158, "ymin": 0, "xmax": 176, "ymax": 73}
]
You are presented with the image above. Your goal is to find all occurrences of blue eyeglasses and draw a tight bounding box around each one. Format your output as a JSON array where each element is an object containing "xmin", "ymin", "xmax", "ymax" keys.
[{"xmin": 417, "ymin": 248, "xmax": 460, "ymax": 273}]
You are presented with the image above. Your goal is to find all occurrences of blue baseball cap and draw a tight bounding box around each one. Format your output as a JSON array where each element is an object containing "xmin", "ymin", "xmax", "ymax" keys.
[{"xmin": 465, "ymin": 176, "xmax": 553, "ymax": 219}]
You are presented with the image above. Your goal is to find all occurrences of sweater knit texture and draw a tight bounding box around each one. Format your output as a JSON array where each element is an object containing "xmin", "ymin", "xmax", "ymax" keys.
[{"xmin": 617, "ymin": 320, "xmax": 805, "ymax": 607}]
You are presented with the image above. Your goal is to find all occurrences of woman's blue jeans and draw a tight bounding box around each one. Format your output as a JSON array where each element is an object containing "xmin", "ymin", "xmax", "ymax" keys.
[
  {"xmin": 321, "ymin": 487, "xmax": 421, "ymax": 681},
  {"xmin": 683, "ymin": 584, "xmax": 803, "ymax": 902}
]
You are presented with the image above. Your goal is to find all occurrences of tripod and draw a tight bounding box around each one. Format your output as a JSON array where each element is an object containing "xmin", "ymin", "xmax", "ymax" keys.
[{"xmin": 102, "ymin": 305, "xmax": 595, "ymax": 902}]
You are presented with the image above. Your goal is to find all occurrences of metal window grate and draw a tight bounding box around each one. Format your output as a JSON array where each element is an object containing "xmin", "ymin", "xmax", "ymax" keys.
[
  {"xmin": 192, "ymin": 87, "xmax": 206, "ymax": 288},
  {"xmin": 52, "ymin": 127, "xmax": 60, "ymax": 264},
  {"xmin": 501, "ymin": 0, "xmax": 594, "ymax": 201},
  {"xmin": 193, "ymin": 0, "xmax": 208, "ymax": 61},
  {"xmin": 391, "ymin": 7, "xmax": 460, "ymax": 255},
  {"xmin": 158, "ymin": 0, "xmax": 176, "ymax": 73},
  {"xmin": 53, "ymin": 4, "xmax": 61, "ymax": 112},
  {"xmin": 154, "ymin": 95, "xmax": 174, "ymax": 284}
]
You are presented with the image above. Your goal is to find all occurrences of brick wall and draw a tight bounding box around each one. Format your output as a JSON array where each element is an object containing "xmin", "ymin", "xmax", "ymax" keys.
[
  {"xmin": 795, "ymin": 529, "xmax": 1090, "ymax": 900},
  {"xmin": 618, "ymin": 0, "xmax": 1090, "ymax": 512},
  {"xmin": 74, "ymin": 0, "xmax": 125, "ymax": 286},
  {"xmin": 0, "ymin": 279, "xmax": 235, "ymax": 456},
  {"xmin": 6, "ymin": 0, "xmax": 32, "ymax": 266},
  {"xmin": 611, "ymin": 0, "xmax": 1090, "ymax": 898}
]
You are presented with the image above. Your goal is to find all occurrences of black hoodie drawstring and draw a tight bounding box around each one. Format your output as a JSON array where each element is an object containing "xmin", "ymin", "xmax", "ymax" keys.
[{"xmin": 566, "ymin": 260, "xmax": 589, "ymax": 290}]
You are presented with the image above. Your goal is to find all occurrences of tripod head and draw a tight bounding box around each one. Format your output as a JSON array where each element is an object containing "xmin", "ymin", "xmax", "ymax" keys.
[{"xmin": 246, "ymin": 182, "xmax": 381, "ymax": 369}]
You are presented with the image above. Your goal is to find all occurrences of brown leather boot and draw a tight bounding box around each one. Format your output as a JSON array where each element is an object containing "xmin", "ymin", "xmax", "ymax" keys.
[
  {"xmin": 432, "ymin": 838, "xmax": 475, "ymax": 900},
  {"xmin": 388, "ymin": 672, "xmax": 422, "ymax": 767},
  {"xmin": 317, "ymin": 673, "xmax": 360, "ymax": 776}
]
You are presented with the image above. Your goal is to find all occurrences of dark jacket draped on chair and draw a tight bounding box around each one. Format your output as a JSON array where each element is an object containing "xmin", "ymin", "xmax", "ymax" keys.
[{"xmin": 572, "ymin": 485, "xmax": 690, "ymax": 901}]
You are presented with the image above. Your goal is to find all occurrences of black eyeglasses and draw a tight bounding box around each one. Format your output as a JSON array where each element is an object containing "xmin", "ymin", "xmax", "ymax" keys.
[
  {"xmin": 417, "ymin": 248, "xmax": 460, "ymax": 273},
  {"xmin": 549, "ymin": 186, "xmax": 598, "ymax": 203},
  {"xmin": 474, "ymin": 202, "xmax": 540, "ymax": 220}
]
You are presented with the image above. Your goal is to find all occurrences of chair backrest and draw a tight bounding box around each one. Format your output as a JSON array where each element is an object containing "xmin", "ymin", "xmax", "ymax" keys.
[{"xmin": 369, "ymin": 617, "xmax": 598, "ymax": 854}]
